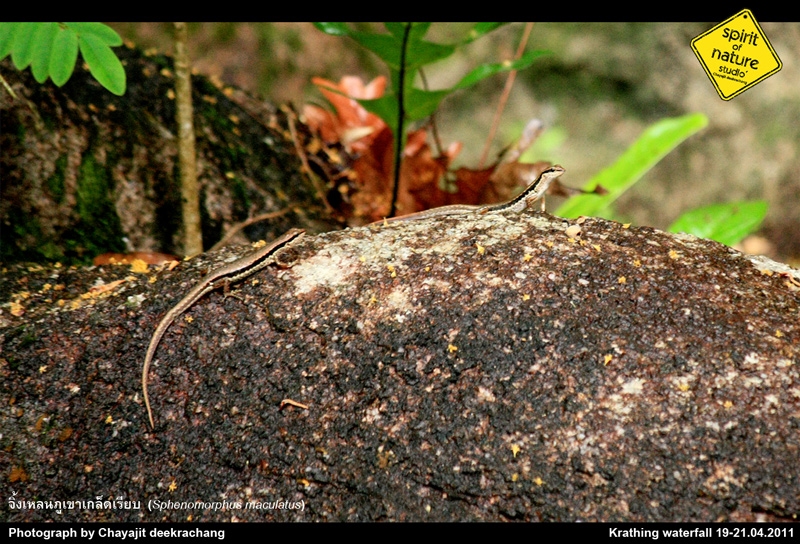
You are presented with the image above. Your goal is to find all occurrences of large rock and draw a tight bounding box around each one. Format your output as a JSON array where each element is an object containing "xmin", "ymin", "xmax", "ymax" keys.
[{"xmin": 2, "ymin": 214, "xmax": 799, "ymax": 521}]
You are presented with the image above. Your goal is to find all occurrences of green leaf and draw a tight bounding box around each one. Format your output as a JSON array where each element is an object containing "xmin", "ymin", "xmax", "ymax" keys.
[
  {"xmin": 79, "ymin": 33, "xmax": 126, "ymax": 95},
  {"xmin": 383, "ymin": 22, "xmax": 413, "ymax": 40},
  {"xmin": 358, "ymin": 95, "xmax": 398, "ymax": 132},
  {"xmin": 385, "ymin": 22, "xmax": 431, "ymax": 43},
  {"xmin": 403, "ymin": 39, "xmax": 454, "ymax": 70},
  {"xmin": 30, "ymin": 22, "xmax": 59, "ymax": 83},
  {"xmin": 454, "ymin": 49, "xmax": 550, "ymax": 90},
  {"xmin": 348, "ymin": 32, "xmax": 401, "ymax": 68},
  {"xmin": 386, "ymin": 48, "xmax": 550, "ymax": 131},
  {"xmin": 406, "ymin": 22, "xmax": 431, "ymax": 43},
  {"xmin": 11, "ymin": 22, "xmax": 40, "ymax": 70},
  {"xmin": 555, "ymin": 113, "xmax": 709, "ymax": 218},
  {"xmin": 403, "ymin": 88, "xmax": 450, "ymax": 121},
  {"xmin": 463, "ymin": 23, "xmax": 505, "ymax": 44},
  {"xmin": 313, "ymin": 22, "xmax": 351, "ymax": 36},
  {"xmin": 668, "ymin": 201, "xmax": 768, "ymax": 246},
  {"xmin": 64, "ymin": 22, "xmax": 122, "ymax": 46},
  {"xmin": 50, "ymin": 27, "xmax": 79, "ymax": 86},
  {"xmin": 318, "ymin": 24, "xmax": 452, "ymax": 71},
  {"xmin": 349, "ymin": 32, "xmax": 452, "ymax": 72},
  {"xmin": 0, "ymin": 22, "xmax": 21, "ymax": 59},
  {"xmin": 384, "ymin": 22, "xmax": 405, "ymax": 39}
]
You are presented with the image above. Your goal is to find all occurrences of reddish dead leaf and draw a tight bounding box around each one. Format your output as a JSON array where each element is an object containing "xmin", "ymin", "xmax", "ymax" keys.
[
  {"xmin": 347, "ymin": 123, "xmax": 396, "ymax": 221},
  {"xmin": 305, "ymin": 76, "xmax": 387, "ymax": 154},
  {"xmin": 397, "ymin": 129, "xmax": 462, "ymax": 213},
  {"xmin": 304, "ymin": 76, "xmax": 561, "ymax": 223},
  {"xmin": 306, "ymin": 76, "xmax": 477, "ymax": 221}
]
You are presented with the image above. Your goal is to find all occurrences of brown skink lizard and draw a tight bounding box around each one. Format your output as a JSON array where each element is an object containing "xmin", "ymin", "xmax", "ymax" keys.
[
  {"xmin": 374, "ymin": 165, "xmax": 565, "ymax": 224},
  {"xmin": 142, "ymin": 228, "xmax": 305, "ymax": 429}
]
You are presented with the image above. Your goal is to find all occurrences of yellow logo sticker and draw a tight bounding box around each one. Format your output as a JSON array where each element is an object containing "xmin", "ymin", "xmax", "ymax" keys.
[{"xmin": 691, "ymin": 9, "xmax": 782, "ymax": 100}]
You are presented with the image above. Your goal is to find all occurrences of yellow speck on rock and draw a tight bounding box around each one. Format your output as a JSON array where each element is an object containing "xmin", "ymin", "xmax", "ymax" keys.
[
  {"xmin": 9, "ymin": 466, "xmax": 29, "ymax": 483},
  {"xmin": 10, "ymin": 301, "xmax": 24, "ymax": 316},
  {"xmin": 131, "ymin": 259, "xmax": 149, "ymax": 274}
]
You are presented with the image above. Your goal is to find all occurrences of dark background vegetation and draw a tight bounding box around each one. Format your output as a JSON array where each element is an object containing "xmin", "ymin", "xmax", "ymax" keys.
[{"xmin": 109, "ymin": 23, "xmax": 800, "ymax": 265}]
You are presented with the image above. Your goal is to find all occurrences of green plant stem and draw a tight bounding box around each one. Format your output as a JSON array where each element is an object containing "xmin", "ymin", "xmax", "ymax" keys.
[{"xmin": 388, "ymin": 23, "xmax": 411, "ymax": 218}]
